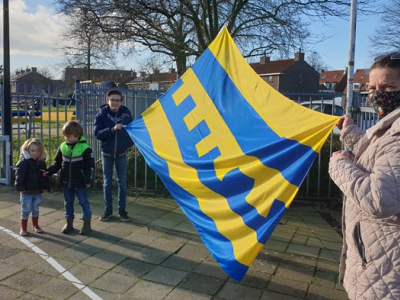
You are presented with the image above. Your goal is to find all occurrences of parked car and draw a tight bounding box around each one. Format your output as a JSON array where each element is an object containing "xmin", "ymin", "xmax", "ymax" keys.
[
  {"xmin": 301, "ymin": 98, "xmax": 344, "ymax": 134},
  {"xmin": 301, "ymin": 99, "xmax": 344, "ymax": 116}
]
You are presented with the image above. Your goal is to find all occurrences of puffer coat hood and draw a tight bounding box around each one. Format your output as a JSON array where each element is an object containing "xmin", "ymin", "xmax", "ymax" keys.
[{"xmin": 329, "ymin": 108, "xmax": 400, "ymax": 299}]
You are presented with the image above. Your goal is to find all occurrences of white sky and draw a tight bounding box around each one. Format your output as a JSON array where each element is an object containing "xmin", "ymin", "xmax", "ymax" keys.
[{"xmin": 0, "ymin": 0, "xmax": 379, "ymax": 79}]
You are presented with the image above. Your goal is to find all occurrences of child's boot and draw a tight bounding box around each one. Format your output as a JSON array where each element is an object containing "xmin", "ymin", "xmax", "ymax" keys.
[
  {"xmin": 32, "ymin": 216, "xmax": 43, "ymax": 233},
  {"xmin": 20, "ymin": 219, "xmax": 28, "ymax": 236},
  {"xmin": 79, "ymin": 218, "xmax": 91, "ymax": 235},
  {"xmin": 61, "ymin": 217, "xmax": 74, "ymax": 234}
]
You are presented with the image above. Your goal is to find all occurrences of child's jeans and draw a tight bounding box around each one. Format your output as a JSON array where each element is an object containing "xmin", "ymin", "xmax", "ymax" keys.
[
  {"xmin": 20, "ymin": 194, "xmax": 43, "ymax": 219},
  {"xmin": 63, "ymin": 187, "xmax": 92, "ymax": 219}
]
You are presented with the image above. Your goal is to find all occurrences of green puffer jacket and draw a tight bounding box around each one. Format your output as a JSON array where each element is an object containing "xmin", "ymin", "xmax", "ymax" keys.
[{"xmin": 47, "ymin": 137, "xmax": 95, "ymax": 189}]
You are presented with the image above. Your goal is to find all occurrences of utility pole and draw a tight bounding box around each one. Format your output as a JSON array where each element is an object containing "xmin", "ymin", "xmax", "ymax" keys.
[
  {"xmin": 346, "ymin": 0, "xmax": 357, "ymax": 117},
  {"xmin": 3, "ymin": 0, "xmax": 12, "ymax": 179}
]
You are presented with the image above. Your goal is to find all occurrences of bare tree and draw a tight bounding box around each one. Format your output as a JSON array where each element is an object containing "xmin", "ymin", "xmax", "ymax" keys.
[
  {"xmin": 38, "ymin": 67, "xmax": 55, "ymax": 80},
  {"xmin": 56, "ymin": 5, "xmax": 119, "ymax": 81},
  {"xmin": 54, "ymin": 0, "xmax": 376, "ymax": 76},
  {"xmin": 306, "ymin": 51, "xmax": 330, "ymax": 74},
  {"xmin": 369, "ymin": 0, "xmax": 400, "ymax": 58}
]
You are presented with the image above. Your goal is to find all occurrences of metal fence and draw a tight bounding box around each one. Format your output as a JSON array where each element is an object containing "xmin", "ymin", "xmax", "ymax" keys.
[{"xmin": 0, "ymin": 83, "xmax": 379, "ymax": 199}]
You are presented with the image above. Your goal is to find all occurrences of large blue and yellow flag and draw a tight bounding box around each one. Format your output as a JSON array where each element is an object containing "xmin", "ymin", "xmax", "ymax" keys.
[{"xmin": 125, "ymin": 28, "xmax": 339, "ymax": 281}]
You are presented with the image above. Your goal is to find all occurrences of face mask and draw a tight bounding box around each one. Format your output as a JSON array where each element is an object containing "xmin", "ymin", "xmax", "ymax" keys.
[{"xmin": 367, "ymin": 90, "xmax": 400, "ymax": 119}]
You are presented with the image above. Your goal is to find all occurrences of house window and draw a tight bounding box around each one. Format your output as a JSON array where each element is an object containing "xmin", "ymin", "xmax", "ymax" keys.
[
  {"xmin": 268, "ymin": 76, "xmax": 273, "ymax": 82},
  {"xmin": 353, "ymin": 83, "xmax": 360, "ymax": 90},
  {"xmin": 298, "ymin": 74, "xmax": 303, "ymax": 83},
  {"xmin": 366, "ymin": 83, "xmax": 369, "ymax": 90},
  {"xmin": 333, "ymin": 75, "xmax": 338, "ymax": 79}
]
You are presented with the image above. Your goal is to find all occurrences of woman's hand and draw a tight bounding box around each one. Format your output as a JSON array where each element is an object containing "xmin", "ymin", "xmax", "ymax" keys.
[
  {"xmin": 336, "ymin": 115, "xmax": 354, "ymax": 131},
  {"xmin": 330, "ymin": 150, "xmax": 353, "ymax": 165}
]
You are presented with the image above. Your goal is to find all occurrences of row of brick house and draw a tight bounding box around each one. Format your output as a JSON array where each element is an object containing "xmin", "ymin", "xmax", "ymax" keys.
[
  {"xmin": 320, "ymin": 68, "xmax": 370, "ymax": 98},
  {"xmin": 10, "ymin": 53, "xmax": 370, "ymax": 102}
]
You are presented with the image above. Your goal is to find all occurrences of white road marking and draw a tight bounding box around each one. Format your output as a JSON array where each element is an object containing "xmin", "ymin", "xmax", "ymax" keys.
[{"xmin": 0, "ymin": 226, "xmax": 103, "ymax": 300}]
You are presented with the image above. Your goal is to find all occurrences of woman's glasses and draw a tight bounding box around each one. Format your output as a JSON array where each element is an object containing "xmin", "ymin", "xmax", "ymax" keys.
[{"xmin": 374, "ymin": 52, "xmax": 400, "ymax": 62}]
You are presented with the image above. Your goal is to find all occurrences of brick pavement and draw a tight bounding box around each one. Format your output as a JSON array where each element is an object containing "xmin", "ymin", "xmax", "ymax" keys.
[{"xmin": 0, "ymin": 186, "xmax": 348, "ymax": 300}]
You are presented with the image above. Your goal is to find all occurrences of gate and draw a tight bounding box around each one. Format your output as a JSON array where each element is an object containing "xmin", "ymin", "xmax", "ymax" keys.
[{"xmin": 0, "ymin": 136, "xmax": 11, "ymax": 185}]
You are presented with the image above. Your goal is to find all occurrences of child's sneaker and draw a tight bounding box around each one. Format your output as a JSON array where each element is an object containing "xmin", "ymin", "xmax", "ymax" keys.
[
  {"xmin": 99, "ymin": 211, "xmax": 112, "ymax": 221},
  {"xmin": 119, "ymin": 211, "xmax": 130, "ymax": 222}
]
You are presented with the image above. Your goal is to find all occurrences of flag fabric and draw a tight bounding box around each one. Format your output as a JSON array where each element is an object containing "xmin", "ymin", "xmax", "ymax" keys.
[{"xmin": 125, "ymin": 27, "xmax": 340, "ymax": 281}]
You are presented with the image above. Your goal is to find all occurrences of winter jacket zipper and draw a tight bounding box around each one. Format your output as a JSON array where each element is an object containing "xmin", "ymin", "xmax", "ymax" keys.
[{"xmin": 353, "ymin": 222, "xmax": 367, "ymax": 269}]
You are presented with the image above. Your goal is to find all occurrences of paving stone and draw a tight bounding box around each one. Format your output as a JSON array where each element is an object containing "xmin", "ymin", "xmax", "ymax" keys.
[
  {"xmin": 261, "ymin": 290, "xmax": 303, "ymax": 300},
  {"xmin": 130, "ymin": 247, "xmax": 171, "ymax": 264},
  {"xmin": 54, "ymin": 246, "xmax": 96, "ymax": 263},
  {"xmin": 147, "ymin": 237, "xmax": 184, "ymax": 253},
  {"xmin": 123, "ymin": 232, "xmax": 158, "ymax": 246},
  {"xmin": 286, "ymin": 244, "xmax": 320, "ymax": 258},
  {"xmin": 2, "ymin": 270, "xmax": 52, "ymax": 293},
  {"xmin": 234, "ymin": 269, "xmax": 270, "ymax": 289},
  {"xmin": 307, "ymin": 283, "xmax": 349, "ymax": 300},
  {"xmin": 267, "ymin": 277, "xmax": 309, "ymax": 298},
  {"xmin": 319, "ymin": 249, "xmax": 341, "ymax": 262},
  {"xmin": 164, "ymin": 288, "xmax": 211, "ymax": 300},
  {"xmin": 264, "ymin": 239, "xmax": 289, "ymax": 252},
  {"xmin": 178, "ymin": 272, "xmax": 225, "ymax": 295},
  {"xmin": 176, "ymin": 244, "xmax": 209, "ymax": 262},
  {"xmin": 314, "ymin": 270, "xmax": 338, "ymax": 288},
  {"xmin": 193, "ymin": 259, "xmax": 229, "ymax": 279},
  {"xmin": 64, "ymin": 264, "xmax": 107, "ymax": 285},
  {"xmin": 89, "ymin": 271, "xmax": 137, "ymax": 294},
  {"xmin": 125, "ymin": 280, "xmax": 173, "ymax": 300},
  {"xmin": 29, "ymin": 258, "xmax": 75, "ymax": 277},
  {"xmin": 174, "ymin": 220, "xmax": 197, "ymax": 234},
  {"xmin": 275, "ymin": 263, "xmax": 314, "ymax": 284},
  {"xmin": 216, "ymin": 281, "xmax": 263, "ymax": 300},
  {"xmin": 149, "ymin": 218, "xmax": 181, "ymax": 230},
  {"xmin": 3, "ymin": 250, "xmax": 43, "ymax": 268},
  {"xmin": 113, "ymin": 258, "xmax": 156, "ymax": 277},
  {"xmin": 144, "ymin": 265, "xmax": 187, "ymax": 285},
  {"xmin": 18, "ymin": 292, "xmax": 45, "ymax": 300},
  {"xmin": 0, "ymin": 261, "xmax": 23, "ymax": 280},
  {"xmin": 31, "ymin": 277, "xmax": 79, "ymax": 300},
  {"xmin": 161, "ymin": 254, "xmax": 200, "ymax": 272},
  {"xmin": 316, "ymin": 258, "xmax": 340, "ymax": 273},
  {"xmin": 0, "ymin": 282, "xmax": 25, "ymax": 299},
  {"xmin": 80, "ymin": 249, "xmax": 127, "ymax": 270},
  {"xmin": 0, "ymin": 245, "xmax": 20, "ymax": 260}
]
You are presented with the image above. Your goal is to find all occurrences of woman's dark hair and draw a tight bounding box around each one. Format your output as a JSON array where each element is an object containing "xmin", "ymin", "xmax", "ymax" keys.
[{"xmin": 371, "ymin": 53, "xmax": 400, "ymax": 77}]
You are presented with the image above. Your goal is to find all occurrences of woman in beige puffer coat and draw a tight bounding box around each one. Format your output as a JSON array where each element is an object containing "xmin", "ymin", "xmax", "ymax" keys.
[{"xmin": 329, "ymin": 53, "xmax": 400, "ymax": 300}]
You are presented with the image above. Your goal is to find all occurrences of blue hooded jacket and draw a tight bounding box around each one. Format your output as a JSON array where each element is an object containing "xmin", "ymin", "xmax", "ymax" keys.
[{"xmin": 94, "ymin": 104, "xmax": 134, "ymax": 155}]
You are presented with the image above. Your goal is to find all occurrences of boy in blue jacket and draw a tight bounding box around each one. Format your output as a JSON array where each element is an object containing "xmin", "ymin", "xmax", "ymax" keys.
[{"xmin": 94, "ymin": 89, "xmax": 133, "ymax": 222}]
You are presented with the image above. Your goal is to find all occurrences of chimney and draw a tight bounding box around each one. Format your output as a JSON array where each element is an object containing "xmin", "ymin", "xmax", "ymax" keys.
[
  {"xmin": 294, "ymin": 52, "xmax": 304, "ymax": 61},
  {"xmin": 31, "ymin": 67, "xmax": 37, "ymax": 73},
  {"xmin": 138, "ymin": 71, "xmax": 146, "ymax": 77},
  {"xmin": 153, "ymin": 69, "xmax": 160, "ymax": 75},
  {"xmin": 16, "ymin": 71, "xmax": 20, "ymax": 75},
  {"xmin": 26, "ymin": 68, "xmax": 31, "ymax": 73},
  {"xmin": 131, "ymin": 70, "xmax": 137, "ymax": 78},
  {"xmin": 260, "ymin": 55, "xmax": 270, "ymax": 64},
  {"xmin": 168, "ymin": 68, "xmax": 175, "ymax": 74}
]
